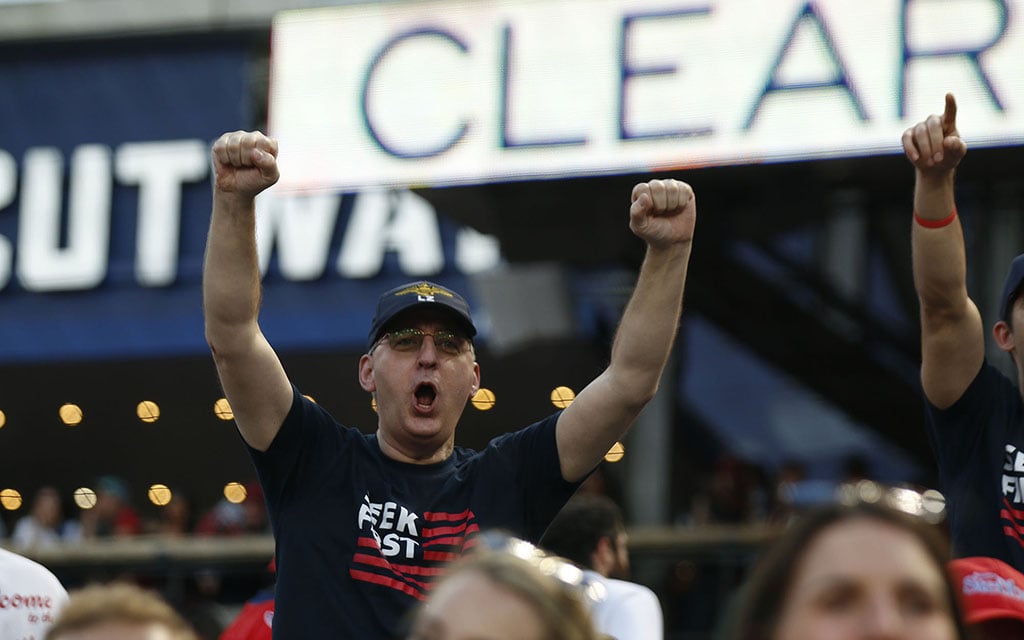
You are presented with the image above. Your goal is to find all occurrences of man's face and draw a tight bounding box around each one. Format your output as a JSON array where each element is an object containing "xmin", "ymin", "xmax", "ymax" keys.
[
  {"xmin": 1012, "ymin": 296, "xmax": 1024, "ymax": 337},
  {"xmin": 610, "ymin": 530, "xmax": 631, "ymax": 579},
  {"xmin": 360, "ymin": 309, "xmax": 479, "ymax": 461}
]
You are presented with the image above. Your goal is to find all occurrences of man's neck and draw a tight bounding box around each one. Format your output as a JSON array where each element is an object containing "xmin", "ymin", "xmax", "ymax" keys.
[{"xmin": 376, "ymin": 430, "xmax": 454, "ymax": 465}]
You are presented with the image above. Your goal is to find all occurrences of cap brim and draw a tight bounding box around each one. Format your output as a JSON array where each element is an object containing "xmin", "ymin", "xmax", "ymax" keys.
[
  {"xmin": 967, "ymin": 606, "xmax": 1024, "ymax": 624},
  {"xmin": 372, "ymin": 303, "xmax": 476, "ymax": 342}
]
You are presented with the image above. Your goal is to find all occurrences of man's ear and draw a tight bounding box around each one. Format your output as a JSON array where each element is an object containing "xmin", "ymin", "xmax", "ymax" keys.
[
  {"xmin": 592, "ymin": 535, "xmax": 614, "ymax": 574},
  {"xmin": 358, "ymin": 354, "xmax": 376, "ymax": 392},
  {"xmin": 994, "ymin": 320, "xmax": 1015, "ymax": 353},
  {"xmin": 469, "ymin": 362, "xmax": 481, "ymax": 400}
]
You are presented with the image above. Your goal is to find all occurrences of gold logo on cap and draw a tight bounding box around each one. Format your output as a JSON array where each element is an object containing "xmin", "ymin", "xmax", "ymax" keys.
[{"xmin": 394, "ymin": 283, "xmax": 455, "ymax": 300}]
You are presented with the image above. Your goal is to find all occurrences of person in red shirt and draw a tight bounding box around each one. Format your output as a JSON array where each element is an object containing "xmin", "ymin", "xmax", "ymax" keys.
[{"xmin": 219, "ymin": 560, "xmax": 275, "ymax": 640}]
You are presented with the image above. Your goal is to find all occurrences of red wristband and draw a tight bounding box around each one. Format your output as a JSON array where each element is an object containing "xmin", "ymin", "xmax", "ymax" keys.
[{"xmin": 914, "ymin": 207, "xmax": 957, "ymax": 229}]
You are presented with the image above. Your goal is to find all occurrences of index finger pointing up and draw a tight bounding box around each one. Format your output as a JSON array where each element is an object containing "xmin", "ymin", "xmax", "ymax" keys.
[{"xmin": 942, "ymin": 92, "xmax": 957, "ymax": 134}]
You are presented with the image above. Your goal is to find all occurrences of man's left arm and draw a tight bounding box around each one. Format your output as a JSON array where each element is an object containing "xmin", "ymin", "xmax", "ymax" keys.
[{"xmin": 556, "ymin": 179, "xmax": 695, "ymax": 482}]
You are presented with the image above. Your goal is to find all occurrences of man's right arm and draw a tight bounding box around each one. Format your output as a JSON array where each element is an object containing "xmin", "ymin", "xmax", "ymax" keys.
[
  {"xmin": 203, "ymin": 131, "xmax": 293, "ymax": 451},
  {"xmin": 903, "ymin": 93, "xmax": 984, "ymax": 409}
]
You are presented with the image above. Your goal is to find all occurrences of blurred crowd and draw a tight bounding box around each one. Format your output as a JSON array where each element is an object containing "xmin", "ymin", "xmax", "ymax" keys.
[
  {"xmin": 0, "ymin": 476, "xmax": 270, "ymax": 552},
  {"xmin": 0, "ymin": 476, "xmax": 274, "ymax": 639}
]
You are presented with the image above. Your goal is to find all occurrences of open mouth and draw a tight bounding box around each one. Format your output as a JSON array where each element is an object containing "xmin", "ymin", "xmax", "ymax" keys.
[{"xmin": 414, "ymin": 383, "xmax": 437, "ymax": 409}]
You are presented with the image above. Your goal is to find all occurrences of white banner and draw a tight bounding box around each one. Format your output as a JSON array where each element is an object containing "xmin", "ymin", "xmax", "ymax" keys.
[{"xmin": 268, "ymin": 0, "xmax": 1024, "ymax": 191}]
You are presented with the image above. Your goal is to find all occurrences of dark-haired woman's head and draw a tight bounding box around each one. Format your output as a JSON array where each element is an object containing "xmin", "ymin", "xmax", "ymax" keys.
[{"xmin": 723, "ymin": 501, "xmax": 969, "ymax": 640}]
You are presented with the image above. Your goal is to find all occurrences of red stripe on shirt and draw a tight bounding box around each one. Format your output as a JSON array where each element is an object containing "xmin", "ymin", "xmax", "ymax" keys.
[
  {"xmin": 386, "ymin": 562, "xmax": 449, "ymax": 577},
  {"xmin": 424, "ymin": 524, "xmax": 480, "ymax": 545},
  {"xmin": 424, "ymin": 509, "xmax": 474, "ymax": 521},
  {"xmin": 357, "ymin": 536, "xmax": 381, "ymax": 550},
  {"xmin": 349, "ymin": 569, "xmax": 427, "ymax": 601},
  {"xmin": 422, "ymin": 523, "xmax": 471, "ymax": 537},
  {"xmin": 1003, "ymin": 524, "xmax": 1024, "ymax": 548},
  {"xmin": 423, "ymin": 536, "xmax": 468, "ymax": 548},
  {"xmin": 1003, "ymin": 498, "xmax": 1024, "ymax": 521},
  {"xmin": 352, "ymin": 554, "xmax": 436, "ymax": 588},
  {"xmin": 1001, "ymin": 511, "xmax": 1024, "ymax": 536}
]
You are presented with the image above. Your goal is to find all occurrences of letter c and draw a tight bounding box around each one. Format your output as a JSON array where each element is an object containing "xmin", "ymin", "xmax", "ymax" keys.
[{"xmin": 360, "ymin": 28, "xmax": 470, "ymax": 159}]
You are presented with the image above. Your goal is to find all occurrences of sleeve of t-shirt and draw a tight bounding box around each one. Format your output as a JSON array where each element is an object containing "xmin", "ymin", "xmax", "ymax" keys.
[
  {"xmin": 598, "ymin": 585, "xmax": 664, "ymax": 640},
  {"xmin": 924, "ymin": 361, "xmax": 1013, "ymax": 483},
  {"xmin": 483, "ymin": 412, "xmax": 585, "ymax": 541},
  {"xmin": 245, "ymin": 385, "xmax": 357, "ymax": 521}
]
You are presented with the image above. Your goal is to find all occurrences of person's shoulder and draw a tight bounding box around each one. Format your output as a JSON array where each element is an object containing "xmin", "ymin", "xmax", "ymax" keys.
[
  {"xmin": 600, "ymin": 577, "xmax": 662, "ymax": 615},
  {"xmin": 344, "ymin": 426, "xmax": 377, "ymax": 447},
  {"xmin": 931, "ymin": 359, "xmax": 1019, "ymax": 414},
  {"xmin": 293, "ymin": 388, "xmax": 373, "ymax": 445},
  {"xmin": 10, "ymin": 515, "xmax": 36, "ymax": 536},
  {"xmin": 591, "ymin": 576, "xmax": 663, "ymax": 636},
  {"xmin": 604, "ymin": 576, "xmax": 658, "ymax": 599},
  {"xmin": 0, "ymin": 547, "xmax": 67, "ymax": 595},
  {"xmin": 484, "ymin": 413, "xmax": 563, "ymax": 446},
  {"xmin": 0, "ymin": 546, "xmax": 42, "ymax": 569},
  {"xmin": 449, "ymin": 443, "xmax": 480, "ymax": 459},
  {"xmin": 977, "ymin": 360, "xmax": 1016, "ymax": 388}
]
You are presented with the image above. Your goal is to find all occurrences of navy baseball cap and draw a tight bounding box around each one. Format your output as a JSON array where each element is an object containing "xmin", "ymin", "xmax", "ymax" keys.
[
  {"xmin": 999, "ymin": 254, "xmax": 1024, "ymax": 323},
  {"xmin": 367, "ymin": 281, "xmax": 477, "ymax": 349}
]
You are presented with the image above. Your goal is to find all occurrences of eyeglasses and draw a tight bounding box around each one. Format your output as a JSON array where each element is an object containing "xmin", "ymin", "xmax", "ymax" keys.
[
  {"xmin": 372, "ymin": 328, "xmax": 470, "ymax": 356},
  {"xmin": 777, "ymin": 479, "xmax": 947, "ymax": 525},
  {"xmin": 835, "ymin": 480, "xmax": 946, "ymax": 524}
]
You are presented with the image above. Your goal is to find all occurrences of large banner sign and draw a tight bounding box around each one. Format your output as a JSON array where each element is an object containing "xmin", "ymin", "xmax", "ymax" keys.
[
  {"xmin": 0, "ymin": 41, "xmax": 501, "ymax": 363},
  {"xmin": 269, "ymin": 0, "xmax": 1024, "ymax": 192},
  {"xmin": 0, "ymin": 43, "xmax": 252, "ymax": 362}
]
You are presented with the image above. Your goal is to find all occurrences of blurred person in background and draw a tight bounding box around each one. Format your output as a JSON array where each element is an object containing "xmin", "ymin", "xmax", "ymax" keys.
[
  {"xmin": 45, "ymin": 582, "xmax": 198, "ymax": 640},
  {"xmin": 690, "ymin": 454, "xmax": 769, "ymax": 526},
  {"xmin": 194, "ymin": 483, "xmax": 268, "ymax": 537},
  {"xmin": 12, "ymin": 485, "xmax": 81, "ymax": 551},
  {"xmin": 0, "ymin": 546, "xmax": 68, "ymax": 638},
  {"xmin": 767, "ymin": 459, "xmax": 809, "ymax": 524},
  {"xmin": 78, "ymin": 475, "xmax": 141, "ymax": 539},
  {"xmin": 218, "ymin": 559, "xmax": 275, "ymax": 640},
  {"xmin": 146, "ymin": 489, "xmax": 194, "ymax": 538},
  {"xmin": 949, "ymin": 556, "xmax": 1024, "ymax": 639},
  {"xmin": 405, "ymin": 532, "xmax": 603, "ymax": 640},
  {"xmin": 191, "ymin": 482, "xmax": 270, "ymax": 626},
  {"xmin": 720, "ymin": 501, "xmax": 969, "ymax": 640},
  {"xmin": 541, "ymin": 494, "xmax": 663, "ymax": 640}
]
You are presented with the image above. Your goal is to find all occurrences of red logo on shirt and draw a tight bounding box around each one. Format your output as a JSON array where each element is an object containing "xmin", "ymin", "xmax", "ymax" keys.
[{"xmin": 351, "ymin": 494, "xmax": 479, "ymax": 600}]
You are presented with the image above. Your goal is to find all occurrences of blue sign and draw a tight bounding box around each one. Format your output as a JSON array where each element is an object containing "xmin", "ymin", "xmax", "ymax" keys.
[{"xmin": 0, "ymin": 40, "xmax": 496, "ymax": 363}]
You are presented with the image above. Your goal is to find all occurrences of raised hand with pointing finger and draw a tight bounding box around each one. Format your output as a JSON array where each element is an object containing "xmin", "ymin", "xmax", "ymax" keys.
[
  {"xmin": 903, "ymin": 92, "xmax": 1024, "ymax": 576},
  {"xmin": 901, "ymin": 93, "xmax": 967, "ymax": 175}
]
